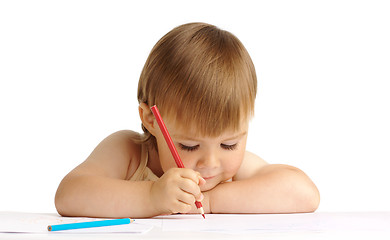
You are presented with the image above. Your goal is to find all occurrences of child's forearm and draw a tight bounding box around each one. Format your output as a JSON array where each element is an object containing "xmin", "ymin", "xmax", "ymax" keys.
[
  {"xmin": 207, "ymin": 164, "xmax": 320, "ymax": 214},
  {"xmin": 55, "ymin": 174, "xmax": 159, "ymax": 218}
]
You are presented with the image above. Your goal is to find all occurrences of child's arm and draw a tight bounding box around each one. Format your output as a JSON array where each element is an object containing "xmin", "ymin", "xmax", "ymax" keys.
[
  {"xmin": 55, "ymin": 130, "xmax": 156, "ymax": 218},
  {"xmin": 55, "ymin": 130, "xmax": 203, "ymax": 218},
  {"xmin": 205, "ymin": 151, "xmax": 320, "ymax": 214}
]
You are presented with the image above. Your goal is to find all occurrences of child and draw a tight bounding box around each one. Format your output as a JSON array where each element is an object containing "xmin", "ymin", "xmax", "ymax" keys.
[{"xmin": 55, "ymin": 22, "xmax": 320, "ymax": 218}]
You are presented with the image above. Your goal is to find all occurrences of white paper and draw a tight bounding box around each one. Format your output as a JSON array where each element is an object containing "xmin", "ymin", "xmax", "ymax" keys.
[
  {"xmin": 0, "ymin": 212, "xmax": 153, "ymax": 233},
  {"xmin": 158, "ymin": 212, "xmax": 390, "ymax": 233},
  {"xmin": 2, "ymin": 212, "xmax": 390, "ymax": 234}
]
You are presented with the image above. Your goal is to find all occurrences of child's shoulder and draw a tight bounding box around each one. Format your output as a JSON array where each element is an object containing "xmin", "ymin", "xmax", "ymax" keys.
[
  {"xmin": 82, "ymin": 130, "xmax": 144, "ymax": 180},
  {"xmin": 105, "ymin": 130, "xmax": 144, "ymax": 145},
  {"xmin": 98, "ymin": 130, "xmax": 143, "ymax": 154},
  {"xmin": 233, "ymin": 151, "xmax": 268, "ymax": 181}
]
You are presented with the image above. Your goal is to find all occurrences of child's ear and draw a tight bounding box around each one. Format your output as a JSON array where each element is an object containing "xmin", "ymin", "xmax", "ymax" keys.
[{"xmin": 139, "ymin": 103, "xmax": 157, "ymax": 136}]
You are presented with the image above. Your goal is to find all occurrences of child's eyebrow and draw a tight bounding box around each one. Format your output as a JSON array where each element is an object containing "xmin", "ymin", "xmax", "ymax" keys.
[
  {"xmin": 222, "ymin": 131, "xmax": 248, "ymax": 142},
  {"xmin": 172, "ymin": 134, "xmax": 200, "ymax": 142},
  {"xmin": 173, "ymin": 131, "xmax": 247, "ymax": 142}
]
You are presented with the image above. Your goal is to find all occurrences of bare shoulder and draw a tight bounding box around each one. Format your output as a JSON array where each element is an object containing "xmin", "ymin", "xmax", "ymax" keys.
[
  {"xmin": 68, "ymin": 130, "xmax": 143, "ymax": 180},
  {"xmin": 233, "ymin": 151, "xmax": 268, "ymax": 181}
]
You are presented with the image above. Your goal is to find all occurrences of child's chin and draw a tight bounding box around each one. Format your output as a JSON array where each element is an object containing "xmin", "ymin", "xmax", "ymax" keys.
[{"xmin": 200, "ymin": 182, "xmax": 218, "ymax": 192}]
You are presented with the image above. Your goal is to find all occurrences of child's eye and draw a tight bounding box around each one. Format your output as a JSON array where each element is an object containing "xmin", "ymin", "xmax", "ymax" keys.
[
  {"xmin": 179, "ymin": 143, "xmax": 199, "ymax": 152},
  {"xmin": 221, "ymin": 143, "xmax": 238, "ymax": 150}
]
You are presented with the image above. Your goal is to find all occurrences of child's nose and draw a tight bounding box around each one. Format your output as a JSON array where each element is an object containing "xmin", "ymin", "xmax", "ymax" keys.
[{"xmin": 196, "ymin": 152, "xmax": 220, "ymax": 169}]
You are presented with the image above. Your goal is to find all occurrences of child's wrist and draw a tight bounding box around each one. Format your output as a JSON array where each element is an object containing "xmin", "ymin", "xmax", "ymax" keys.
[
  {"xmin": 202, "ymin": 191, "xmax": 212, "ymax": 214},
  {"xmin": 148, "ymin": 181, "xmax": 165, "ymax": 216}
]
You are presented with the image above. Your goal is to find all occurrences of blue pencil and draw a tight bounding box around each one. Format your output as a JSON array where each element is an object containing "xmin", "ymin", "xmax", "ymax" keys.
[{"xmin": 47, "ymin": 218, "xmax": 134, "ymax": 231}]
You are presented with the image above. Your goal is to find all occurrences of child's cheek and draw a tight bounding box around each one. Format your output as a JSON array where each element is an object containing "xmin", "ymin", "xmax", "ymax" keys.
[
  {"xmin": 223, "ymin": 157, "xmax": 243, "ymax": 178},
  {"xmin": 159, "ymin": 151, "xmax": 180, "ymax": 172}
]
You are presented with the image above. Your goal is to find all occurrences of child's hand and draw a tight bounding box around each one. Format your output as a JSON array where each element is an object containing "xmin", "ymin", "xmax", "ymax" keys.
[{"xmin": 150, "ymin": 168, "xmax": 205, "ymax": 215}]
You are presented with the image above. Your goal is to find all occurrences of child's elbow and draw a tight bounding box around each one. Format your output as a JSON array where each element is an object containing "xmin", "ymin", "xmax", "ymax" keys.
[
  {"xmin": 281, "ymin": 166, "xmax": 320, "ymax": 213},
  {"xmin": 295, "ymin": 171, "xmax": 320, "ymax": 213},
  {"xmin": 54, "ymin": 187, "xmax": 68, "ymax": 217},
  {"xmin": 54, "ymin": 179, "xmax": 75, "ymax": 217},
  {"xmin": 302, "ymin": 185, "xmax": 320, "ymax": 212}
]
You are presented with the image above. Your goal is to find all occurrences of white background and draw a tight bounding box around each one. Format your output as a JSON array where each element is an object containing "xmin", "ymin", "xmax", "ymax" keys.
[{"xmin": 1, "ymin": 0, "xmax": 389, "ymax": 213}]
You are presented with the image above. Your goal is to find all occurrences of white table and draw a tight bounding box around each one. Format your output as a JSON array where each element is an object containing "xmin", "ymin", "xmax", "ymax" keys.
[{"xmin": 1, "ymin": 212, "xmax": 389, "ymax": 240}]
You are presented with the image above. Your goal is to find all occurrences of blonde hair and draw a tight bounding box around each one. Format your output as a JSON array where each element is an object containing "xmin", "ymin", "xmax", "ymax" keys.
[{"xmin": 137, "ymin": 22, "xmax": 257, "ymax": 146}]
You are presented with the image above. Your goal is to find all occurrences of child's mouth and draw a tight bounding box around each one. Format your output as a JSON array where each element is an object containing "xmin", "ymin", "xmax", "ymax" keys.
[{"xmin": 203, "ymin": 176, "xmax": 215, "ymax": 180}]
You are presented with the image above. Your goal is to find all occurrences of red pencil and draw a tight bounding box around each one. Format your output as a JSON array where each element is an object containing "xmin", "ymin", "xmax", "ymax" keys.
[{"xmin": 150, "ymin": 105, "xmax": 205, "ymax": 219}]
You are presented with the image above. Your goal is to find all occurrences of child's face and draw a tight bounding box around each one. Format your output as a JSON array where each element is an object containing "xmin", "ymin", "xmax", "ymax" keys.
[{"xmin": 154, "ymin": 119, "xmax": 249, "ymax": 192}]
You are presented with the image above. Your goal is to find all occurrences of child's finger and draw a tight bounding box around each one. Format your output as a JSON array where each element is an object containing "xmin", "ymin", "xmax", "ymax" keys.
[
  {"xmin": 176, "ymin": 190, "xmax": 196, "ymax": 206},
  {"xmin": 169, "ymin": 168, "xmax": 204, "ymax": 202},
  {"xmin": 172, "ymin": 200, "xmax": 192, "ymax": 214},
  {"xmin": 178, "ymin": 177, "xmax": 201, "ymax": 194},
  {"xmin": 177, "ymin": 177, "xmax": 203, "ymax": 202},
  {"xmin": 178, "ymin": 168, "xmax": 204, "ymax": 185},
  {"xmin": 198, "ymin": 175, "xmax": 206, "ymax": 186}
]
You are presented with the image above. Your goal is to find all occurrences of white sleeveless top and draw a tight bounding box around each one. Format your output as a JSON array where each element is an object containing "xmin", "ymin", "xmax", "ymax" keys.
[{"xmin": 129, "ymin": 144, "xmax": 159, "ymax": 181}]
